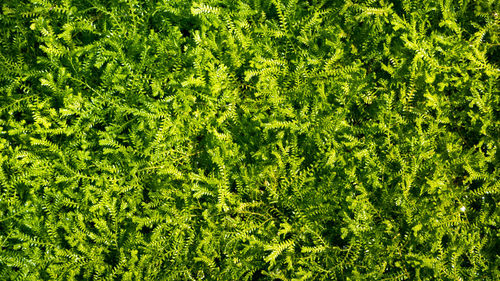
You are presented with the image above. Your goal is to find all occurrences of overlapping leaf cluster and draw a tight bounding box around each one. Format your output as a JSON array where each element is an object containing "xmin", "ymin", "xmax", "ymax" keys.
[{"xmin": 0, "ymin": 0, "xmax": 499, "ymax": 280}]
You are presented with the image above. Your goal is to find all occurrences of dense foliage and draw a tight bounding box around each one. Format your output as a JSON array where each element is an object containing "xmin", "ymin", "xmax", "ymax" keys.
[{"xmin": 0, "ymin": 0, "xmax": 499, "ymax": 280}]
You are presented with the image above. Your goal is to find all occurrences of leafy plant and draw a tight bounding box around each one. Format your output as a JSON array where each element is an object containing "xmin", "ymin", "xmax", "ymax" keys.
[{"xmin": 0, "ymin": 0, "xmax": 498, "ymax": 280}]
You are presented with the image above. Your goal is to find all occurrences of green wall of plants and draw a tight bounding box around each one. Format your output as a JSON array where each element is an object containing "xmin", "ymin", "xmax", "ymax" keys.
[{"xmin": 0, "ymin": 0, "xmax": 499, "ymax": 280}]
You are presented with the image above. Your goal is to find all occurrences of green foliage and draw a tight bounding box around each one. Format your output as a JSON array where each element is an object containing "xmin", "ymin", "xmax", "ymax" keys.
[{"xmin": 0, "ymin": 0, "xmax": 499, "ymax": 280}]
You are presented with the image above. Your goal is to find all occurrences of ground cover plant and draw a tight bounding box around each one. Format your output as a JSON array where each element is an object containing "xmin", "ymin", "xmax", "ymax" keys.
[{"xmin": 0, "ymin": 0, "xmax": 499, "ymax": 280}]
